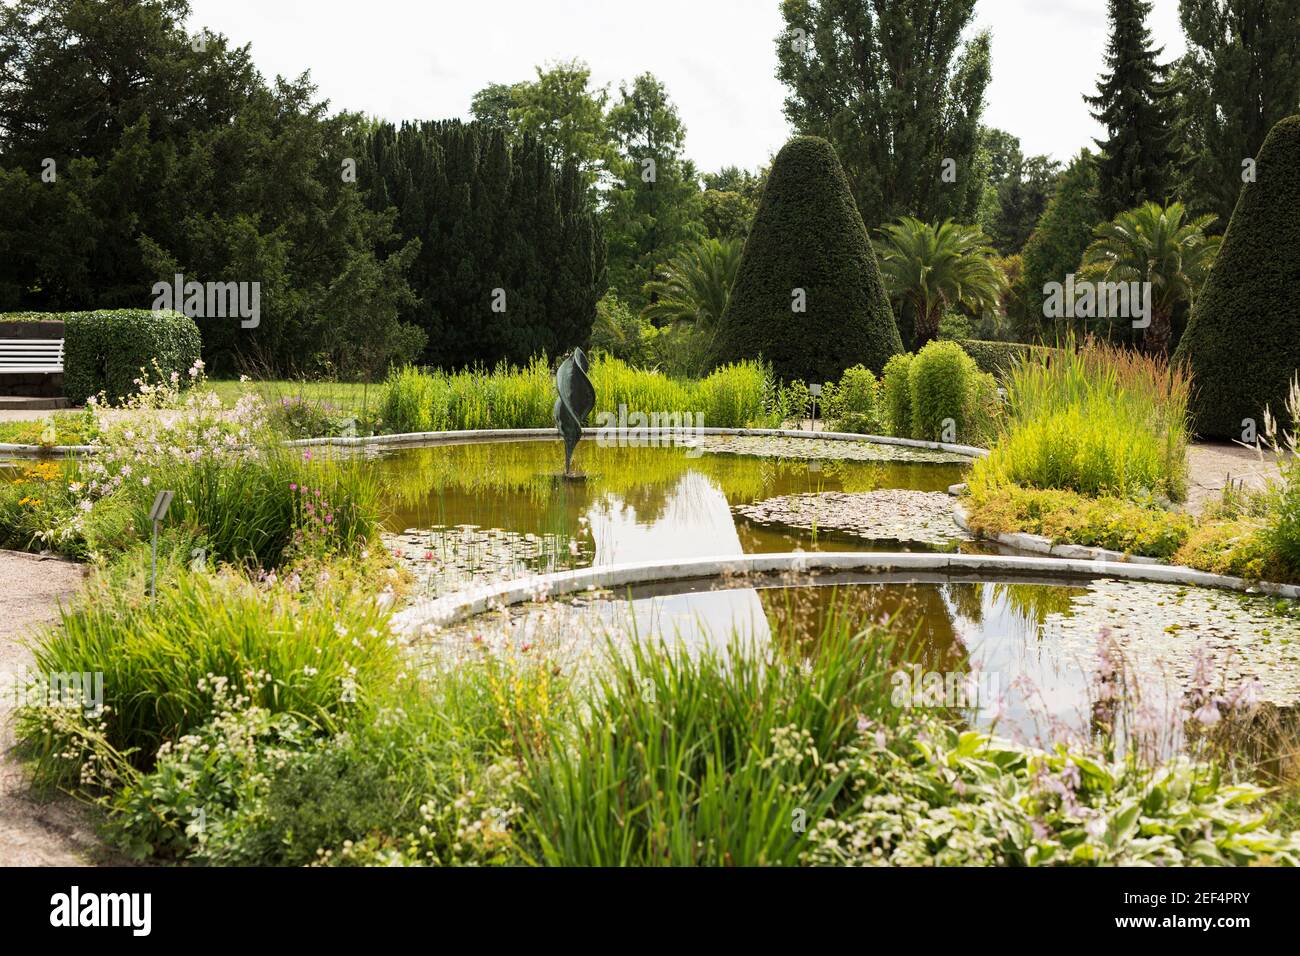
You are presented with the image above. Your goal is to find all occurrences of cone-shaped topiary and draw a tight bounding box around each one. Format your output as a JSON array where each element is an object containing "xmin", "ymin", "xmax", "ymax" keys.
[
  {"xmin": 710, "ymin": 136, "xmax": 903, "ymax": 382},
  {"xmin": 1174, "ymin": 115, "xmax": 1300, "ymax": 439}
]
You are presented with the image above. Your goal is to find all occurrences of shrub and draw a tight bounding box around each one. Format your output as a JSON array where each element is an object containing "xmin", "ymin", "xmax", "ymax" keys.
[
  {"xmin": 881, "ymin": 353, "xmax": 914, "ymax": 437},
  {"xmin": 1173, "ymin": 519, "xmax": 1277, "ymax": 581},
  {"xmin": 694, "ymin": 362, "xmax": 771, "ymax": 428},
  {"xmin": 140, "ymin": 450, "xmax": 381, "ymax": 568},
  {"xmin": 908, "ymin": 341, "xmax": 981, "ymax": 442},
  {"xmin": 826, "ymin": 364, "xmax": 879, "ymax": 433},
  {"xmin": 268, "ymin": 397, "xmax": 359, "ymax": 439},
  {"xmin": 61, "ymin": 309, "xmax": 202, "ymax": 405},
  {"xmin": 958, "ymin": 339, "xmax": 1056, "ymax": 378},
  {"xmin": 965, "ymin": 485, "xmax": 1195, "ymax": 559},
  {"xmin": 710, "ymin": 136, "xmax": 903, "ymax": 381},
  {"xmin": 587, "ymin": 294, "xmax": 653, "ymax": 366},
  {"xmin": 1174, "ymin": 116, "xmax": 1300, "ymax": 439}
]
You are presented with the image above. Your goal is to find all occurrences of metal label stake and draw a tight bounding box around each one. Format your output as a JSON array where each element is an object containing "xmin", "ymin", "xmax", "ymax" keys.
[{"xmin": 148, "ymin": 490, "xmax": 175, "ymax": 603}]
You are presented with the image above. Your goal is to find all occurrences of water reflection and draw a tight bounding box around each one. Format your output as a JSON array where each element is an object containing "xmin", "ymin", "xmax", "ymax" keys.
[
  {"xmin": 377, "ymin": 439, "xmax": 970, "ymax": 574},
  {"xmin": 570, "ymin": 578, "xmax": 1105, "ymax": 743}
]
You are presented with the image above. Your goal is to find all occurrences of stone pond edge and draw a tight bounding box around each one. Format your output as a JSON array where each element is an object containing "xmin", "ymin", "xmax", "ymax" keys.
[
  {"xmin": 391, "ymin": 550, "xmax": 1300, "ymax": 634},
  {"xmin": 0, "ymin": 426, "xmax": 991, "ymax": 459}
]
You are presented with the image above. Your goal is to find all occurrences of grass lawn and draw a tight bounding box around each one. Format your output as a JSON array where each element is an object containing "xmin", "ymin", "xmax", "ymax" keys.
[{"xmin": 206, "ymin": 379, "xmax": 386, "ymax": 417}]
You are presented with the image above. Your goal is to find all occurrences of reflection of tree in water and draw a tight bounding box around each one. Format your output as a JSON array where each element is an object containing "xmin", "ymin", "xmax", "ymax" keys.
[
  {"xmin": 988, "ymin": 582, "xmax": 1081, "ymax": 636},
  {"xmin": 945, "ymin": 581, "xmax": 985, "ymax": 628},
  {"xmin": 757, "ymin": 582, "xmax": 968, "ymax": 674},
  {"xmin": 378, "ymin": 441, "xmax": 914, "ymax": 536}
]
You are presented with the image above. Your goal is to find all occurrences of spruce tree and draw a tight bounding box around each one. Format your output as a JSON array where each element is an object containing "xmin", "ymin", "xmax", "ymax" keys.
[
  {"xmin": 1176, "ymin": 0, "xmax": 1300, "ymax": 226},
  {"xmin": 1085, "ymin": 0, "xmax": 1178, "ymax": 218}
]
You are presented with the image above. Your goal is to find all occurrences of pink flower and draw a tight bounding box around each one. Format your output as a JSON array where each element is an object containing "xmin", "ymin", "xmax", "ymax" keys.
[
  {"xmin": 290, "ymin": 483, "xmax": 297, "ymax": 492},
  {"xmin": 423, "ymin": 550, "xmax": 433, "ymax": 560}
]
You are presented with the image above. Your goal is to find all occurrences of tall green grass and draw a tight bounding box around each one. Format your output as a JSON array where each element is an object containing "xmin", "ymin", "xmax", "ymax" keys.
[
  {"xmin": 520, "ymin": 614, "xmax": 898, "ymax": 866},
  {"xmin": 21, "ymin": 568, "xmax": 401, "ymax": 781},
  {"xmin": 970, "ymin": 337, "xmax": 1191, "ymax": 501},
  {"xmin": 378, "ymin": 355, "xmax": 780, "ymax": 433}
]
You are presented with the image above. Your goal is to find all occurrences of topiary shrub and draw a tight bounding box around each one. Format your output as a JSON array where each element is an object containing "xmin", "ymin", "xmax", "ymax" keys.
[
  {"xmin": 881, "ymin": 353, "xmax": 913, "ymax": 437},
  {"xmin": 709, "ymin": 136, "xmax": 903, "ymax": 382},
  {"xmin": 826, "ymin": 364, "xmax": 880, "ymax": 433},
  {"xmin": 62, "ymin": 310, "xmax": 202, "ymax": 405},
  {"xmin": 1174, "ymin": 115, "xmax": 1300, "ymax": 439},
  {"xmin": 909, "ymin": 341, "xmax": 982, "ymax": 442}
]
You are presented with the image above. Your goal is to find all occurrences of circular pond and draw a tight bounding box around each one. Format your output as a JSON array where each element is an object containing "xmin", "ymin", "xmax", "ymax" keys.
[
  {"xmin": 375, "ymin": 436, "xmax": 981, "ymax": 595},
  {"xmin": 434, "ymin": 570, "xmax": 1300, "ymax": 750}
]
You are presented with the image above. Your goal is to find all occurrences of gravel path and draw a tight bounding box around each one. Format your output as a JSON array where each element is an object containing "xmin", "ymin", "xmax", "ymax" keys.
[
  {"xmin": 0, "ymin": 549, "xmax": 104, "ymax": 866},
  {"xmin": 1185, "ymin": 442, "xmax": 1283, "ymax": 515}
]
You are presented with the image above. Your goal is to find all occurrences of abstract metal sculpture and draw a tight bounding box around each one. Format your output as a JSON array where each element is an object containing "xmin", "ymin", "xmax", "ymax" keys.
[{"xmin": 553, "ymin": 347, "xmax": 595, "ymax": 476}]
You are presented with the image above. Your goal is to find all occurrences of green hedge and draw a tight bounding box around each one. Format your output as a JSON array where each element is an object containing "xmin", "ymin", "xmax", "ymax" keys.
[
  {"xmin": 957, "ymin": 340, "xmax": 1055, "ymax": 378},
  {"xmin": 1174, "ymin": 115, "xmax": 1300, "ymax": 439},
  {"xmin": 0, "ymin": 310, "xmax": 203, "ymax": 405}
]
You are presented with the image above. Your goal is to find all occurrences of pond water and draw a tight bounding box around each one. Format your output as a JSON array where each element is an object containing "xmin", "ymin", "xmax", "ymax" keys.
[
  {"xmin": 377, "ymin": 438, "xmax": 1300, "ymax": 752},
  {"xmin": 375, "ymin": 437, "xmax": 975, "ymax": 589},
  {"xmin": 440, "ymin": 572, "xmax": 1300, "ymax": 751}
]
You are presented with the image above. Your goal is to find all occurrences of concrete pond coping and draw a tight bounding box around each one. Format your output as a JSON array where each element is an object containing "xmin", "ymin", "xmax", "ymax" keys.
[
  {"xmin": 0, "ymin": 425, "xmax": 990, "ymax": 459},
  {"xmin": 390, "ymin": 550, "xmax": 1300, "ymax": 636}
]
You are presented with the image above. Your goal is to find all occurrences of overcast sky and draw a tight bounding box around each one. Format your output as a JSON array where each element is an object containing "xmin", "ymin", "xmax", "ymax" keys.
[{"xmin": 187, "ymin": 0, "xmax": 1187, "ymax": 172}]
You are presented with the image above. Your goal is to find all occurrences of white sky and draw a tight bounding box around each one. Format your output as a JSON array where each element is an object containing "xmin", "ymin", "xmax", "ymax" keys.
[{"xmin": 187, "ymin": 0, "xmax": 1186, "ymax": 172}]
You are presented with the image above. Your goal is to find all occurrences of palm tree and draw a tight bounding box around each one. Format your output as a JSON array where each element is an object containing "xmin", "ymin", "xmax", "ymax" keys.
[
  {"xmin": 640, "ymin": 237, "xmax": 743, "ymax": 328},
  {"xmin": 874, "ymin": 218, "xmax": 1005, "ymax": 349},
  {"xmin": 1080, "ymin": 201, "xmax": 1221, "ymax": 356}
]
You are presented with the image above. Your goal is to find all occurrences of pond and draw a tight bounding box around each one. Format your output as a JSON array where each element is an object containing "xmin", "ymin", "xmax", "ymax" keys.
[
  {"xmin": 373, "ymin": 437, "xmax": 1300, "ymax": 758},
  {"xmin": 376, "ymin": 436, "xmax": 977, "ymax": 594},
  {"xmin": 435, "ymin": 571, "xmax": 1300, "ymax": 753}
]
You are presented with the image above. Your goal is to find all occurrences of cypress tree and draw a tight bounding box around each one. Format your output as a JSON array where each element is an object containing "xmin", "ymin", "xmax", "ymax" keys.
[
  {"xmin": 361, "ymin": 120, "xmax": 606, "ymax": 368},
  {"xmin": 1085, "ymin": 0, "xmax": 1178, "ymax": 218},
  {"xmin": 1174, "ymin": 115, "xmax": 1300, "ymax": 439},
  {"xmin": 710, "ymin": 136, "xmax": 902, "ymax": 382}
]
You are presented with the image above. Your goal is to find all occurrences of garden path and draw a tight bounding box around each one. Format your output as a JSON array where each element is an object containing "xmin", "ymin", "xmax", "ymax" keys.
[
  {"xmin": 0, "ymin": 549, "xmax": 104, "ymax": 866},
  {"xmin": 1185, "ymin": 442, "xmax": 1282, "ymax": 515}
]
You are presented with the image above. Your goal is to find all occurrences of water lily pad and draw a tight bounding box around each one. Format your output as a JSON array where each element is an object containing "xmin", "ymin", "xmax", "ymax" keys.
[{"xmin": 734, "ymin": 490, "xmax": 972, "ymax": 547}]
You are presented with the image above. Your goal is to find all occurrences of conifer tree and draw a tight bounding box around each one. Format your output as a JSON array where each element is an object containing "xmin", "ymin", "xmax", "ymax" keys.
[{"xmin": 1085, "ymin": 0, "xmax": 1178, "ymax": 218}]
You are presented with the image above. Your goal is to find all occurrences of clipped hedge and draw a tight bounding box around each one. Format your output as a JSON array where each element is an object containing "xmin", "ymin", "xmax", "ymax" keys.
[
  {"xmin": 58, "ymin": 310, "xmax": 201, "ymax": 404},
  {"xmin": 957, "ymin": 340, "xmax": 1056, "ymax": 378},
  {"xmin": 881, "ymin": 353, "xmax": 914, "ymax": 436},
  {"xmin": 1174, "ymin": 115, "xmax": 1300, "ymax": 439},
  {"xmin": 710, "ymin": 136, "xmax": 903, "ymax": 382}
]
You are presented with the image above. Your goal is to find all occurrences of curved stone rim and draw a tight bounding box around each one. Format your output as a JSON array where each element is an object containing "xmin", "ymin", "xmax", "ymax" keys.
[
  {"xmin": 390, "ymin": 550, "xmax": 1300, "ymax": 636},
  {"xmin": 951, "ymin": 502, "xmax": 1167, "ymax": 566},
  {"xmin": 0, "ymin": 426, "xmax": 990, "ymax": 459}
]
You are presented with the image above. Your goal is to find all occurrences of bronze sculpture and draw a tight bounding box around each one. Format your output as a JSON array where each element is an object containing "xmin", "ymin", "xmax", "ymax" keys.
[{"xmin": 553, "ymin": 346, "xmax": 595, "ymax": 476}]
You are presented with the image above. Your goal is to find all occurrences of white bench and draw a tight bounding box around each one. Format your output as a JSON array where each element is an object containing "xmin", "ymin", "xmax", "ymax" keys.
[{"xmin": 0, "ymin": 338, "xmax": 64, "ymax": 374}]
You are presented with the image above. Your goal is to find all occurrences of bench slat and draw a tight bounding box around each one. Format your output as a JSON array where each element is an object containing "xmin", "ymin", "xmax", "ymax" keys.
[{"xmin": 0, "ymin": 337, "xmax": 64, "ymax": 374}]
